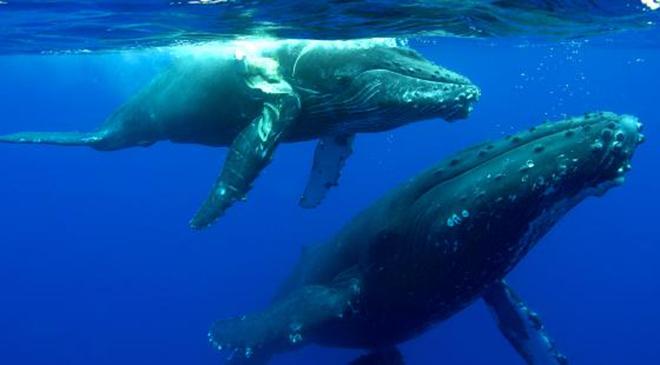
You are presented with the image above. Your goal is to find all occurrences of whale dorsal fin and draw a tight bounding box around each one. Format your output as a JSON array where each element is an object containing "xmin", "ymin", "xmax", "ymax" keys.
[{"xmin": 300, "ymin": 134, "xmax": 355, "ymax": 208}]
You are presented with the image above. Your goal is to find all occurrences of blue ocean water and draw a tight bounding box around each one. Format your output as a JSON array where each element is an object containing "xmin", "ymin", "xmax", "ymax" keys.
[
  {"xmin": 0, "ymin": 2, "xmax": 659, "ymax": 365},
  {"xmin": 2, "ymin": 0, "xmax": 659, "ymax": 54}
]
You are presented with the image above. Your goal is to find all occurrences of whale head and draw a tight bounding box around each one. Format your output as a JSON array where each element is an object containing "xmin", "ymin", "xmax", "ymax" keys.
[
  {"xmin": 496, "ymin": 112, "xmax": 645, "ymax": 203},
  {"xmin": 407, "ymin": 112, "xmax": 644, "ymax": 283},
  {"xmin": 292, "ymin": 40, "xmax": 480, "ymax": 130}
]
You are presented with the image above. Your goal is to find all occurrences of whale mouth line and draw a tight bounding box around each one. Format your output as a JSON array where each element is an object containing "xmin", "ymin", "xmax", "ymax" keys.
[{"xmin": 358, "ymin": 68, "xmax": 474, "ymax": 87}]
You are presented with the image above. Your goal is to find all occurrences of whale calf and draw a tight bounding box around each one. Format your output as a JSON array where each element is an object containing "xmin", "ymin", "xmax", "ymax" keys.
[
  {"xmin": 207, "ymin": 112, "xmax": 644, "ymax": 364},
  {"xmin": 0, "ymin": 38, "xmax": 480, "ymax": 229}
]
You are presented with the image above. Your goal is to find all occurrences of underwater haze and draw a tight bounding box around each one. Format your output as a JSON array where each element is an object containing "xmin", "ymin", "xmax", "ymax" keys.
[{"xmin": 0, "ymin": 1, "xmax": 659, "ymax": 365}]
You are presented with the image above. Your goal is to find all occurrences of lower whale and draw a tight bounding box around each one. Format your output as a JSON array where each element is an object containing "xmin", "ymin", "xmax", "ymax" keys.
[{"xmin": 208, "ymin": 112, "xmax": 644, "ymax": 364}]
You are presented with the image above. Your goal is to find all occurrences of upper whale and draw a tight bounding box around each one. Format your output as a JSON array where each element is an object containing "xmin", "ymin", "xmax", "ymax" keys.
[{"xmin": 0, "ymin": 38, "xmax": 480, "ymax": 229}]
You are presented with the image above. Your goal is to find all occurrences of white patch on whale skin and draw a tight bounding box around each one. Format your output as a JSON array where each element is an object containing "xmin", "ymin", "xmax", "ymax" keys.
[
  {"xmin": 169, "ymin": 37, "xmax": 401, "ymax": 61},
  {"xmin": 446, "ymin": 210, "xmax": 470, "ymax": 228},
  {"xmin": 168, "ymin": 38, "xmax": 407, "ymax": 96},
  {"xmin": 642, "ymin": 0, "xmax": 660, "ymax": 10}
]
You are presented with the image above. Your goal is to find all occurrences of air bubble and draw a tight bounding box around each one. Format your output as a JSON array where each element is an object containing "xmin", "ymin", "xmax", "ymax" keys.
[{"xmin": 289, "ymin": 333, "xmax": 303, "ymax": 344}]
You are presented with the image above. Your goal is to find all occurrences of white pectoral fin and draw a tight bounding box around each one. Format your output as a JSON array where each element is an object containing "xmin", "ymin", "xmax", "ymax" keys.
[
  {"xmin": 482, "ymin": 280, "xmax": 568, "ymax": 365},
  {"xmin": 299, "ymin": 134, "xmax": 355, "ymax": 209},
  {"xmin": 189, "ymin": 92, "xmax": 300, "ymax": 230}
]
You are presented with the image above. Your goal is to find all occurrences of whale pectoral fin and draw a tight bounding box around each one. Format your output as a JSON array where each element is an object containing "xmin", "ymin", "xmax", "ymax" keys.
[
  {"xmin": 299, "ymin": 134, "xmax": 355, "ymax": 208},
  {"xmin": 349, "ymin": 348, "xmax": 405, "ymax": 365},
  {"xmin": 189, "ymin": 94, "xmax": 301, "ymax": 230},
  {"xmin": 209, "ymin": 280, "xmax": 360, "ymax": 364},
  {"xmin": 482, "ymin": 280, "xmax": 568, "ymax": 365}
]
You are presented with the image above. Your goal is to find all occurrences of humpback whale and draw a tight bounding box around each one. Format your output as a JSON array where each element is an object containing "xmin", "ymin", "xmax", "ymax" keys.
[
  {"xmin": 0, "ymin": 38, "xmax": 480, "ymax": 229},
  {"xmin": 207, "ymin": 112, "xmax": 644, "ymax": 364}
]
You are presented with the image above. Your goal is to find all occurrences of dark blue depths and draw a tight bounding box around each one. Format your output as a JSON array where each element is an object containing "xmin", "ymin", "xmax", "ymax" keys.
[{"xmin": 0, "ymin": 39, "xmax": 658, "ymax": 365}]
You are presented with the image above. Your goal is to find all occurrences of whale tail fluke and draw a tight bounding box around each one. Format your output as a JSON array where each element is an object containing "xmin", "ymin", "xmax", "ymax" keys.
[
  {"xmin": 209, "ymin": 283, "xmax": 360, "ymax": 364},
  {"xmin": 0, "ymin": 131, "xmax": 106, "ymax": 148}
]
